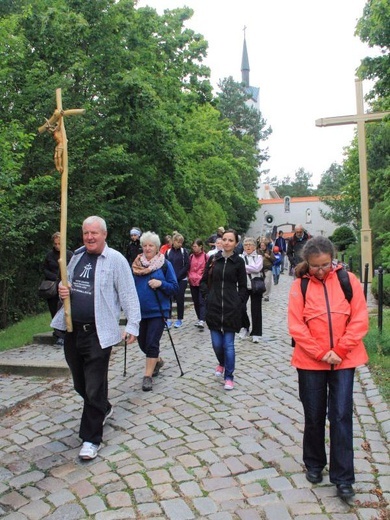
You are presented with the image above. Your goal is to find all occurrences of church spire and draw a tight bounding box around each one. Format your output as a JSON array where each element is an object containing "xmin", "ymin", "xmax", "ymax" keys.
[{"xmin": 241, "ymin": 26, "xmax": 250, "ymax": 87}]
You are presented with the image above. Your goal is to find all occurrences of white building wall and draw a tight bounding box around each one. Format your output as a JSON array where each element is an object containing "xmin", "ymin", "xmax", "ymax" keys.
[{"xmin": 246, "ymin": 198, "xmax": 338, "ymax": 239}]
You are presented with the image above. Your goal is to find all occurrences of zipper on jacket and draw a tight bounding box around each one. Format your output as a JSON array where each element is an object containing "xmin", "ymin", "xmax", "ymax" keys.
[
  {"xmin": 322, "ymin": 281, "xmax": 335, "ymax": 370},
  {"xmin": 220, "ymin": 257, "xmax": 228, "ymax": 333}
]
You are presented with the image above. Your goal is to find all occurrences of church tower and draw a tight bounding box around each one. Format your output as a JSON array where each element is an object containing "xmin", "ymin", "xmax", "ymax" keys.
[
  {"xmin": 241, "ymin": 29, "xmax": 260, "ymax": 110},
  {"xmin": 241, "ymin": 34, "xmax": 250, "ymax": 87}
]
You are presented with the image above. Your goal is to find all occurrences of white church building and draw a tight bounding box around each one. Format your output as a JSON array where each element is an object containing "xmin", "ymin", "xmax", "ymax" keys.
[
  {"xmin": 240, "ymin": 35, "xmax": 338, "ymax": 241},
  {"xmin": 246, "ymin": 186, "xmax": 339, "ymax": 241}
]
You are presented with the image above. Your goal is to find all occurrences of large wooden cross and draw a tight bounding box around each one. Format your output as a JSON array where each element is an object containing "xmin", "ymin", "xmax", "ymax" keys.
[
  {"xmin": 315, "ymin": 79, "xmax": 390, "ymax": 282},
  {"xmin": 39, "ymin": 88, "xmax": 85, "ymax": 331}
]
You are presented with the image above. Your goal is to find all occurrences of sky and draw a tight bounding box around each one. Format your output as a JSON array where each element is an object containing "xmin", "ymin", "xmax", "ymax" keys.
[{"xmin": 137, "ymin": 0, "xmax": 377, "ymax": 186}]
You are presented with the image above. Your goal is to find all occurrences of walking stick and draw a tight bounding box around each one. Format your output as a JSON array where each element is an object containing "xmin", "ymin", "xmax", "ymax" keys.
[
  {"xmin": 154, "ymin": 290, "xmax": 184, "ymax": 377},
  {"xmin": 39, "ymin": 88, "xmax": 85, "ymax": 332},
  {"xmin": 123, "ymin": 339, "xmax": 127, "ymax": 377}
]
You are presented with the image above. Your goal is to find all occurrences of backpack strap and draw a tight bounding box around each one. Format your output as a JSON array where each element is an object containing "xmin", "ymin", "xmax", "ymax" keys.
[
  {"xmin": 300, "ymin": 270, "xmax": 352, "ymax": 304},
  {"xmin": 336, "ymin": 269, "xmax": 353, "ymax": 303},
  {"xmin": 300, "ymin": 278, "xmax": 310, "ymax": 303}
]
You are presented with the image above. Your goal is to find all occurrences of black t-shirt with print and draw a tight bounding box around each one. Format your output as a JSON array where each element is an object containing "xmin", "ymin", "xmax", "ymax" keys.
[{"xmin": 71, "ymin": 252, "xmax": 98, "ymax": 323}]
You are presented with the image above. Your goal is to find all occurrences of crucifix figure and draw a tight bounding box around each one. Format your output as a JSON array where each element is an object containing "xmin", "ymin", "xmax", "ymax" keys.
[
  {"xmin": 39, "ymin": 88, "xmax": 85, "ymax": 331},
  {"xmin": 316, "ymin": 79, "xmax": 390, "ymax": 282}
]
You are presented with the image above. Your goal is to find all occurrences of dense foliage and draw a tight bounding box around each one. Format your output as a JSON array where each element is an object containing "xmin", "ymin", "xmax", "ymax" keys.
[
  {"xmin": 329, "ymin": 226, "xmax": 356, "ymax": 252},
  {"xmin": 0, "ymin": 0, "xmax": 270, "ymax": 327}
]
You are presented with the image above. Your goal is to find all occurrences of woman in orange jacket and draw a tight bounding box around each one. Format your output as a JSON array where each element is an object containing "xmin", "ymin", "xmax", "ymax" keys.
[{"xmin": 288, "ymin": 236, "xmax": 368, "ymax": 501}]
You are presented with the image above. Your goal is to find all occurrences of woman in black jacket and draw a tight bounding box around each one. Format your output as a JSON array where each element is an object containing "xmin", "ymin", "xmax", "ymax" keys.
[
  {"xmin": 43, "ymin": 232, "xmax": 73, "ymax": 346},
  {"xmin": 200, "ymin": 229, "xmax": 247, "ymax": 390}
]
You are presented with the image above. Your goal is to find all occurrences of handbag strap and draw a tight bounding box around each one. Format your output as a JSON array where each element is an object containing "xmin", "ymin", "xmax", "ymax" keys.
[{"xmin": 244, "ymin": 256, "xmax": 253, "ymax": 280}]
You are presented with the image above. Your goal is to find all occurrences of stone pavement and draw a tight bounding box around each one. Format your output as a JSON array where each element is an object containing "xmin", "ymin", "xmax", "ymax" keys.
[{"xmin": 0, "ymin": 274, "xmax": 389, "ymax": 520}]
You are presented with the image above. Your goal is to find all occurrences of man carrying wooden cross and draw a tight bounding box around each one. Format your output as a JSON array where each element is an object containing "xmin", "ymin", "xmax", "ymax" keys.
[{"xmin": 51, "ymin": 216, "xmax": 141, "ymax": 460}]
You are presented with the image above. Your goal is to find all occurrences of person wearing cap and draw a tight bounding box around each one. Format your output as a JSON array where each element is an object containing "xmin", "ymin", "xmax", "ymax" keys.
[
  {"xmin": 125, "ymin": 227, "xmax": 143, "ymax": 266},
  {"xmin": 207, "ymin": 226, "xmax": 225, "ymax": 250},
  {"xmin": 272, "ymin": 246, "xmax": 282, "ymax": 285}
]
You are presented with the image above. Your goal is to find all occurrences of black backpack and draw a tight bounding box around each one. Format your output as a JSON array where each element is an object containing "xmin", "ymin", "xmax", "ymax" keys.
[{"xmin": 291, "ymin": 268, "xmax": 353, "ymax": 347}]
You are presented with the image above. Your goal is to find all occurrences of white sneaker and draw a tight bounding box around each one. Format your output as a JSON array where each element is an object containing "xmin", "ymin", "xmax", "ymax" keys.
[
  {"xmin": 252, "ymin": 336, "xmax": 261, "ymax": 343},
  {"xmin": 79, "ymin": 442, "xmax": 100, "ymax": 460},
  {"xmin": 238, "ymin": 328, "xmax": 249, "ymax": 339},
  {"xmin": 198, "ymin": 320, "xmax": 205, "ymax": 328}
]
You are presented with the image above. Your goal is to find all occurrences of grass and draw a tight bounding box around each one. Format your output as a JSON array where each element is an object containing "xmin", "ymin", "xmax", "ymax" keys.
[
  {"xmin": 364, "ymin": 309, "xmax": 390, "ymax": 405},
  {"xmin": 0, "ymin": 312, "xmax": 52, "ymax": 352}
]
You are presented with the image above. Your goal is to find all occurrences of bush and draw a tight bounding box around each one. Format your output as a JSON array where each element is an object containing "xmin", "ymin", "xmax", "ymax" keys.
[
  {"xmin": 330, "ymin": 225, "xmax": 356, "ymax": 251},
  {"xmin": 371, "ymin": 272, "xmax": 390, "ymax": 307},
  {"xmin": 340, "ymin": 242, "xmax": 361, "ymax": 277}
]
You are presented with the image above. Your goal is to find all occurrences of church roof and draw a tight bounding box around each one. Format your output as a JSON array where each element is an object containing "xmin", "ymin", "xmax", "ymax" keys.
[
  {"xmin": 246, "ymin": 86, "xmax": 259, "ymax": 102},
  {"xmin": 257, "ymin": 196, "xmax": 323, "ymax": 204}
]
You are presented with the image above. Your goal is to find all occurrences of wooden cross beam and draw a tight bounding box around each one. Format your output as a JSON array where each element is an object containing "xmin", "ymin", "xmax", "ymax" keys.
[
  {"xmin": 315, "ymin": 79, "xmax": 390, "ymax": 282},
  {"xmin": 39, "ymin": 88, "xmax": 85, "ymax": 331}
]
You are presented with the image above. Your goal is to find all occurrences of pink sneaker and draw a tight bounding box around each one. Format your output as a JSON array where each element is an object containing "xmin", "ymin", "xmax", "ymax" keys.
[
  {"xmin": 215, "ymin": 365, "xmax": 224, "ymax": 377},
  {"xmin": 224, "ymin": 380, "xmax": 234, "ymax": 390}
]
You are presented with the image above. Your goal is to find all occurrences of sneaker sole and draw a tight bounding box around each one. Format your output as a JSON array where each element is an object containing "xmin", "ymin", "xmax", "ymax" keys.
[{"xmin": 79, "ymin": 452, "xmax": 98, "ymax": 460}]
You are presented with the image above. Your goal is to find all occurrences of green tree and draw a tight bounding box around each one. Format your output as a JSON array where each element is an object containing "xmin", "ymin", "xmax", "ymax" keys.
[
  {"xmin": 273, "ymin": 168, "xmax": 314, "ymax": 198},
  {"xmin": 356, "ymin": 0, "xmax": 390, "ymax": 106},
  {"xmin": 316, "ymin": 162, "xmax": 344, "ymax": 196},
  {"xmin": 216, "ymin": 76, "xmax": 272, "ymax": 165},
  {"xmin": 0, "ymin": 0, "xmax": 264, "ymax": 326},
  {"xmin": 329, "ymin": 226, "xmax": 356, "ymax": 252}
]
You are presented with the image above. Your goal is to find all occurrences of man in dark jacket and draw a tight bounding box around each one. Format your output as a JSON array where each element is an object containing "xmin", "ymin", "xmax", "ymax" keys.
[
  {"xmin": 287, "ymin": 225, "xmax": 311, "ymax": 273},
  {"xmin": 275, "ymin": 230, "xmax": 287, "ymax": 273},
  {"xmin": 125, "ymin": 228, "xmax": 142, "ymax": 266}
]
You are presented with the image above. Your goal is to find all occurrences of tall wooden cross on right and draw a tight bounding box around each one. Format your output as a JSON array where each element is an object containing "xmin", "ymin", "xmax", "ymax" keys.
[{"xmin": 315, "ymin": 79, "xmax": 390, "ymax": 282}]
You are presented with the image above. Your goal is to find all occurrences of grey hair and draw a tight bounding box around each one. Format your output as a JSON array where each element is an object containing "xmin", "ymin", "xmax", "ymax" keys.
[
  {"xmin": 83, "ymin": 216, "xmax": 107, "ymax": 232},
  {"xmin": 243, "ymin": 236, "xmax": 256, "ymax": 247},
  {"xmin": 140, "ymin": 231, "xmax": 161, "ymax": 249}
]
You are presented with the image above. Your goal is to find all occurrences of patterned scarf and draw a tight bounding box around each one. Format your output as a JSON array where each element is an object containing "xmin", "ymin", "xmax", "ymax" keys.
[{"xmin": 132, "ymin": 252, "xmax": 165, "ymax": 276}]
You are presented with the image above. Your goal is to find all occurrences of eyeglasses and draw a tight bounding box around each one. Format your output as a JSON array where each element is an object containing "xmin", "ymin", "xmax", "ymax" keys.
[{"xmin": 308, "ymin": 262, "xmax": 332, "ymax": 272}]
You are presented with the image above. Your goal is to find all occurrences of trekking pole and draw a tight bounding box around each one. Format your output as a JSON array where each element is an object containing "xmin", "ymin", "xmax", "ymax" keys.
[{"xmin": 154, "ymin": 289, "xmax": 184, "ymax": 376}]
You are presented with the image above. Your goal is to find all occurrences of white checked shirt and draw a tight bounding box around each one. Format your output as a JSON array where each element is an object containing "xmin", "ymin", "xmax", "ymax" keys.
[{"xmin": 51, "ymin": 244, "xmax": 140, "ymax": 348}]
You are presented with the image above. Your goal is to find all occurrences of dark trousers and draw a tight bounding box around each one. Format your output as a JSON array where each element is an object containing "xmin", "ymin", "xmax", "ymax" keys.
[
  {"xmin": 189, "ymin": 285, "xmax": 206, "ymax": 321},
  {"xmin": 138, "ymin": 317, "xmax": 165, "ymax": 358},
  {"xmin": 47, "ymin": 296, "xmax": 60, "ymax": 319},
  {"xmin": 172, "ymin": 279, "xmax": 187, "ymax": 320},
  {"xmin": 298, "ymin": 368, "xmax": 355, "ymax": 484},
  {"xmin": 64, "ymin": 328, "xmax": 112, "ymax": 445},
  {"xmin": 241, "ymin": 289, "xmax": 263, "ymax": 336}
]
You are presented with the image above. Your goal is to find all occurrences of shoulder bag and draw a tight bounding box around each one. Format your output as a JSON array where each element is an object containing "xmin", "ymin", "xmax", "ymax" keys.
[
  {"xmin": 38, "ymin": 280, "xmax": 58, "ymax": 300},
  {"xmin": 244, "ymin": 256, "xmax": 266, "ymax": 295}
]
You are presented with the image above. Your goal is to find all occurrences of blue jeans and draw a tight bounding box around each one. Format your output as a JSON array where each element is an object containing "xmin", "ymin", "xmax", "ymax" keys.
[
  {"xmin": 297, "ymin": 368, "xmax": 355, "ymax": 484},
  {"xmin": 210, "ymin": 330, "xmax": 235, "ymax": 381}
]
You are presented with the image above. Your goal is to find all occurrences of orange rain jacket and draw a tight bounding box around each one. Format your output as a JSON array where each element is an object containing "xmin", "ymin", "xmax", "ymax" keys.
[{"xmin": 288, "ymin": 266, "xmax": 369, "ymax": 370}]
